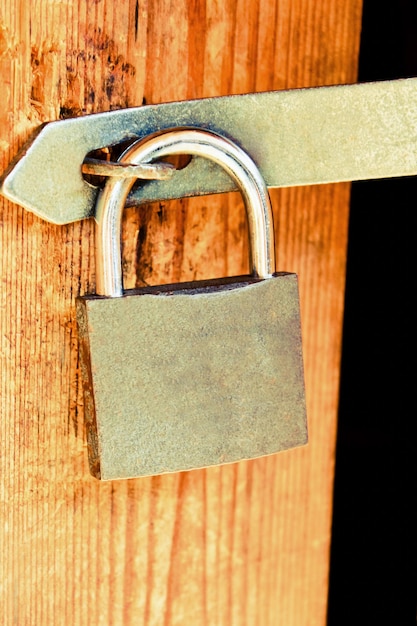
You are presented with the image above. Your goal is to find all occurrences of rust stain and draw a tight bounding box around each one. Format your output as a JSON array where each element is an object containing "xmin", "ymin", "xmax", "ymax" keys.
[{"xmin": 62, "ymin": 27, "xmax": 136, "ymax": 116}]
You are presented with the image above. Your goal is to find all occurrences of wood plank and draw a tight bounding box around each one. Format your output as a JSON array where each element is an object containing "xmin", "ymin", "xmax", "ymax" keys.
[{"xmin": 0, "ymin": 0, "xmax": 362, "ymax": 623}]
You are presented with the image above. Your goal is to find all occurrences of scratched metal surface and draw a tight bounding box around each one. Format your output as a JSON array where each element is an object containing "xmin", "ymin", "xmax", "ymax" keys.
[{"xmin": 76, "ymin": 275, "xmax": 307, "ymax": 480}]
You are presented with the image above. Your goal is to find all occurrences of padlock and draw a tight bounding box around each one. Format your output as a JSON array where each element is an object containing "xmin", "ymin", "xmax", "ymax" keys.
[{"xmin": 76, "ymin": 128, "xmax": 307, "ymax": 480}]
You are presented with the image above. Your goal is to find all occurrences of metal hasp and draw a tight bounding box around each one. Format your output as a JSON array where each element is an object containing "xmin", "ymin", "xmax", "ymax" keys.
[
  {"xmin": 77, "ymin": 130, "xmax": 306, "ymax": 480},
  {"xmin": 2, "ymin": 77, "xmax": 417, "ymax": 223}
]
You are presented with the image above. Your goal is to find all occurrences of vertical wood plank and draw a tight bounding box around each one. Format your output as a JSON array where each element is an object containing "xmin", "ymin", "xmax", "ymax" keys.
[{"xmin": 0, "ymin": 0, "xmax": 362, "ymax": 624}]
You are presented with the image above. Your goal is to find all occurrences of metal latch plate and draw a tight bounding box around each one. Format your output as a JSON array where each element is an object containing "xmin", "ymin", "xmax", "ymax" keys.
[{"xmin": 2, "ymin": 78, "xmax": 417, "ymax": 224}]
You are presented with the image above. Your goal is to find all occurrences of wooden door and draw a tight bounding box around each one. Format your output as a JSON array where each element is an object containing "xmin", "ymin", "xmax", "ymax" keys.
[{"xmin": 0, "ymin": 1, "xmax": 362, "ymax": 624}]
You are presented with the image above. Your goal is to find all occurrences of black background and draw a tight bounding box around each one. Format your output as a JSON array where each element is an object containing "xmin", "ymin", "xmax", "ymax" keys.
[{"xmin": 327, "ymin": 1, "xmax": 416, "ymax": 624}]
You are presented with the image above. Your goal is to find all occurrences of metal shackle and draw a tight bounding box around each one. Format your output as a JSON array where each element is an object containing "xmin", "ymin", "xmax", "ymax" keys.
[{"xmin": 95, "ymin": 129, "xmax": 276, "ymax": 297}]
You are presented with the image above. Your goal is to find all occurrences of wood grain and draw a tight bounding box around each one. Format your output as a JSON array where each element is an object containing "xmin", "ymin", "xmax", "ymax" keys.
[{"xmin": 0, "ymin": 0, "xmax": 362, "ymax": 624}]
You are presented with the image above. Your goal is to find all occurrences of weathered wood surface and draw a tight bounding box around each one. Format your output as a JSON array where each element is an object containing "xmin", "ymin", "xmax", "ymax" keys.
[{"xmin": 0, "ymin": 1, "xmax": 362, "ymax": 624}]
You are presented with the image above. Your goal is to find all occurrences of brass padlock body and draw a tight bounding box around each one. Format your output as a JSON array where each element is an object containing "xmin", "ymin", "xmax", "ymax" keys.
[{"xmin": 77, "ymin": 273, "xmax": 307, "ymax": 480}]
